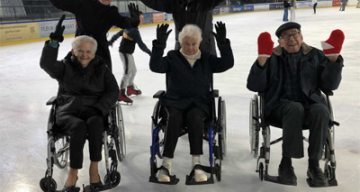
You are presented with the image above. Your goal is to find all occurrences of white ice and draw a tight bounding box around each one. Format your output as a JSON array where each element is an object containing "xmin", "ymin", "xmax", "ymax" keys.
[{"xmin": 0, "ymin": 6, "xmax": 359, "ymax": 192}]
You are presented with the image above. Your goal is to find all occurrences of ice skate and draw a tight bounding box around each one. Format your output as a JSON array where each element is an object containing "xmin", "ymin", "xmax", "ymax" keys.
[
  {"xmin": 119, "ymin": 89, "xmax": 133, "ymax": 105},
  {"xmin": 127, "ymin": 85, "xmax": 142, "ymax": 96}
]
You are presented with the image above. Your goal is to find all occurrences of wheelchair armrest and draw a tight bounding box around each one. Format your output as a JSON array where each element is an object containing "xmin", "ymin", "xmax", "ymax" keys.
[
  {"xmin": 153, "ymin": 90, "xmax": 165, "ymax": 98},
  {"xmin": 212, "ymin": 89, "xmax": 219, "ymax": 98},
  {"xmin": 46, "ymin": 96, "xmax": 58, "ymax": 105}
]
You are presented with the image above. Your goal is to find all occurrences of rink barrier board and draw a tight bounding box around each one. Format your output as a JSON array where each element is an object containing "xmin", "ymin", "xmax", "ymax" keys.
[{"xmin": 0, "ymin": 0, "xmax": 347, "ymax": 46}]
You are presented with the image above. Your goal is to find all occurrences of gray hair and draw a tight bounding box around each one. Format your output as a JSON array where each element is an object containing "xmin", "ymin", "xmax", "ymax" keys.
[
  {"xmin": 178, "ymin": 24, "xmax": 202, "ymax": 45},
  {"xmin": 71, "ymin": 35, "xmax": 97, "ymax": 53}
]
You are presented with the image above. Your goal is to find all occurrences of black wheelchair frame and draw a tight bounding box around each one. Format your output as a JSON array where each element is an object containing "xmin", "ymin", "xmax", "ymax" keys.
[
  {"xmin": 148, "ymin": 85, "xmax": 226, "ymax": 185},
  {"xmin": 249, "ymin": 91, "xmax": 339, "ymax": 186},
  {"xmin": 39, "ymin": 96, "xmax": 126, "ymax": 192}
]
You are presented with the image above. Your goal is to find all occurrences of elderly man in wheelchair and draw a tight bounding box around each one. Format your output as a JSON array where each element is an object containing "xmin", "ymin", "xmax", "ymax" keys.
[
  {"xmin": 148, "ymin": 22, "xmax": 233, "ymax": 185},
  {"xmin": 247, "ymin": 22, "xmax": 344, "ymax": 187},
  {"xmin": 39, "ymin": 16, "xmax": 125, "ymax": 192}
]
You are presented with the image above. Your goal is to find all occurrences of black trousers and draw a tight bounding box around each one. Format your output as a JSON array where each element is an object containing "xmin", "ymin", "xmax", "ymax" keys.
[
  {"xmin": 162, "ymin": 106, "xmax": 208, "ymax": 158},
  {"xmin": 56, "ymin": 115, "xmax": 104, "ymax": 169},
  {"xmin": 268, "ymin": 100, "xmax": 329, "ymax": 160}
]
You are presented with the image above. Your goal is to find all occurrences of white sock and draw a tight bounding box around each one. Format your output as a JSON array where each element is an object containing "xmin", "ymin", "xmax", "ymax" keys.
[
  {"xmin": 158, "ymin": 157, "xmax": 172, "ymax": 182},
  {"xmin": 192, "ymin": 155, "xmax": 207, "ymax": 182}
]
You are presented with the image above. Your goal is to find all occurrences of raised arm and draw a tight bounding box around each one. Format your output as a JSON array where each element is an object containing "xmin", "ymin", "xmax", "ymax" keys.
[
  {"xmin": 49, "ymin": 0, "xmax": 82, "ymax": 13},
  {"xmin": 108, "ymin": 6, "xmax": 132, "ymax": 29},
  {"xmin": 246, "ymin": 32, "xmax": 274, "ymax": 92},
  {"xmin": 40, "ymin": 15, "xmax": 66, "ymax": 80},
  {"xmin": 149, "ymin": 24, "xmax": 172, "ymax": 73},
  {"xmin": 210, "ymin": 22, "xmax": 234, "ymax": 72}
]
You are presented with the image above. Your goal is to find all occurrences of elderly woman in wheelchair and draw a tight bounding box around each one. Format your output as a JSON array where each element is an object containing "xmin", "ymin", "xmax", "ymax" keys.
[
  {"xmin": 40, "ymin": 16, "xmax": 120, "ymax": 192},
  {"xmin": 148, "ymin": 22, "xmax": 233, "ymax": 185},
  {"xmin": 247, "ymin": 22, "xmax": 344, "ymax": 187}
]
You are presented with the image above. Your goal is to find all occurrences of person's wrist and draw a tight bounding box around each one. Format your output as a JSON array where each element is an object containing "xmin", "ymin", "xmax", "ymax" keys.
[{"xmin": 48, "ymin": 39, "xmax": 59, "ymax": 48}]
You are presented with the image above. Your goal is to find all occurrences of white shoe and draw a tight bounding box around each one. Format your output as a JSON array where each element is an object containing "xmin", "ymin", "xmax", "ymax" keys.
[
  {"xmin": 158, "ymin": 157, "xmax": 172, "ymax": 182},
  {"xmin": 194, "ymin": 168, "xmax": 208, "ymax": 182},
  {"xmin": 191, "ymin": 155, "xmax": 207, "ymax": 182},
  {"xmin": 158, "ymin": 169, "xmax": 170, "ymax": 182}
]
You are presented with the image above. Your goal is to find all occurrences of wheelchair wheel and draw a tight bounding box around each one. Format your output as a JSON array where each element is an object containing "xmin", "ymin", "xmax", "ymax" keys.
[
  {"xmin": 217, "ymin": 98, "xmax": 226, "ymax": 159},
  {"xmin": 324, "ymin": 162, "xmax": 338, "ymax": 186},
  {"xmin": 104, "ymin": 171, "xmax": 121, "ymax": 187},
  {"xmin": 151, "ymin": 100, "xmax": 165, "ymax": 158},
  {"xmin": 258, "ymin": 162, "xmax": 264, "ymax": 181},
  {"xmin": 249, "ymin": 95, "xmax": 259, "ymax": 158},
  {"xmin": 54, "ymin": 136, "xmax": 69, "ymax": 169},
  {"xmin": 39, "ymin": 176, "xmax": 57, "ymax": 192},
  {"xmin": 115, "ymin": 103, "xmax": 126, "ymax": 161}
]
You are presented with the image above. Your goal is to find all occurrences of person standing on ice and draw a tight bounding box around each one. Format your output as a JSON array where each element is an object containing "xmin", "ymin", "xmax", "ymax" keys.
[
  {"xmin": 108, "ymin": 12, "xmax": 151, "ymax": 104},
  {"xmin": 140, "ymin": 0, "xmax": 224, "ymax": 56},
  {"xmin": 290, "ymin": 0, "xmax": 297, "ymax": 21},
  {"xmin": 283, "ymin": 0, "xmax": 291, "ymax": 21},
  {"xmin": 247, "ymin": 22, "xmax": 344, "ymax": 187},
  {"xmin": 312, "ymin": 0, "xmax": 318, "ymax": 14},
  {"xmin": 49, "ymin": 0, "xmax": 141, "ymax": 71}
]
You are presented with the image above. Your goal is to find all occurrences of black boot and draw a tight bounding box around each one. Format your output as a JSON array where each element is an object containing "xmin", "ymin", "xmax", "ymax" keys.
[
  {"xmin": 307, "ymin": 166, "xmax": 328, "ymax": 187},
  {"xmin": 278, "ymin": 164, "xmax": 297, "ymax": 185},
  {"xmin": 277, "ymin": 157, "xmax": 297, "ymax": 185},
  {"xmin": 61, "ymin": 186, "xmax": 80, "ymax": 192}
]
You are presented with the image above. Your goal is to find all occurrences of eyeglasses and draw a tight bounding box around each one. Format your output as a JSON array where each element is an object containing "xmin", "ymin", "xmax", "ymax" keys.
[{"xmin": 280, "ymin": 30, "xmax": 301, "ymax": 40}]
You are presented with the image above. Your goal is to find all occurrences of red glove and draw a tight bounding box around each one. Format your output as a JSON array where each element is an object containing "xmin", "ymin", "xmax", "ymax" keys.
[
  {"xmin": 321, "ymin": 29, "xmax": 345, "ymax": 56},
  {"xmin": 257, "ymin": 32, "xmax": 274, "ymax": 57}
]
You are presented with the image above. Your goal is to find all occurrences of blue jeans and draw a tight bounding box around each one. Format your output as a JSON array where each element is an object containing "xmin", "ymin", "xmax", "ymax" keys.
[{"xmin": 283, "ymin": 8, "xmax": 289, "ymax": 21}]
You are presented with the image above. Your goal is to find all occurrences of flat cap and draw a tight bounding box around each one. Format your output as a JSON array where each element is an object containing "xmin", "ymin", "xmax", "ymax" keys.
[{"xmin": 275, "ymin": 22, "xmax": 301, "ymax": 38}]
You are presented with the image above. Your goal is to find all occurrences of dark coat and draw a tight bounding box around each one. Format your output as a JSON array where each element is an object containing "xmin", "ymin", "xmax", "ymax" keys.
[
  {"xmin": 40, "ymin": 41, "xmax": 119, "ymax": 117},
  {"xmin": 49, "ymin": 0, "xmax": 132, "ymax": 68},
  {"xmin": 150, "ymin": 39, "xmax": 234, "ymax": 113},
  {"xmin": 140, "ymin": 0, "xmax": 224, "ymax": 55},
  {"xmin": 247, "ymin": 43, "xmax": 343, "ymax": 116},
  {"xmin": 284, "ymin": 0, "xmax": 291, "ymax": 8}
]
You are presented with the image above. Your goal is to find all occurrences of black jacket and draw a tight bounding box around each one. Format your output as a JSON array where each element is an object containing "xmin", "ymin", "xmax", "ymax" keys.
[
  {"xmin": 40, "ymin": 41, "xmax": 119, "ymax": 117},
  {"xmin": 140, "ymin": 0, "xmax": 224, "ymax": 55},
  {"xmin": 247, "ymin": 43, "xmax": 343, "ymax": 116},
  {"xmin": 49, "ymin": 0, "xmax": 132, "ymax": 68},
  {"xmin": 150, "ymin": 39, "xmax": 233, "ymax": 113}
]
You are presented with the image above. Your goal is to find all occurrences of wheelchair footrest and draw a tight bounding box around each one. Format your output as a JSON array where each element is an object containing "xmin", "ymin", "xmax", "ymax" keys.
[
  {"xmin": 264, "ymin": 174, "xmax": 297, "ymax": 186},
  {"xmin": 185, "ymin": 165, "xmax": 215, "ymax": 185},
  {"xmin": 82, "ymin": 183, "xmax": 113, "ymax": 192},
  {"xmin": 149, "ymin": 175, "xmax": 180, "ymax": 185}
]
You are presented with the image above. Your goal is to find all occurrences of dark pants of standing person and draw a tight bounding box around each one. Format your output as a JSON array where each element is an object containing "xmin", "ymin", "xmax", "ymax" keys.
[
  {"xmin": 313, "ymin": 3, "xmax": 318, "ymax": 14},
  {"xmin": 283, "ymin": 7, "xmax": 289, "ymax": 21},
  {"xmin": 57, "ymin": 115, "xmax": 105, "ymax": 169},
  {"xmin": 268, "ymin": 100, "xmax": 329, "ymax": 160},
  {"xmin": 162, "ymin": 105, "xmax": 208, "ymax": 158}
]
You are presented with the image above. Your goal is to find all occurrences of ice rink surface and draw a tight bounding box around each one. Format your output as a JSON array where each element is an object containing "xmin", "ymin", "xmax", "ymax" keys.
[{"xmin": 0, "ymin": 6, "xmax": 359, "ymax": 192}]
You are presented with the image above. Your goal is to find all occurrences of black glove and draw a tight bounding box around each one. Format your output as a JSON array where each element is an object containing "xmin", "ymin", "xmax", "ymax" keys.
[
  {"xmin": 78, "ymin": 106, "xmax": 102, "ymax": 120},
  {"xmin": 49, "ymin": 15, "xmax": 66, "ymax": 42},
  {"xmin": 128, "ymin": 3, "xmax": 142, "ymax": 27},
  {"xmin": 128, "ymin": 3, "xmax": 142, "ymax": 18},
  {"xmin": 212, "ymin": 21, "xmax": 227, "ymax": 44},
  {"xmin": 156, "ymin": 23, "xmax": 172, "ymax": 45}
]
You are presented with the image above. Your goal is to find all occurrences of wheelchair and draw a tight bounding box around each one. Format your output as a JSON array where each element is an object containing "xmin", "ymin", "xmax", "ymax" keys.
[
  {"xmin": 149, "ymin": 86, "xmax": 227, "ymax": 185},
  {"xmin": 39, "ymin": 96, "xmax": 126, "ymax": 192},
  {"xmin": 249, "ymin": 91, "xmax": 339, "ymax": 186}
]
